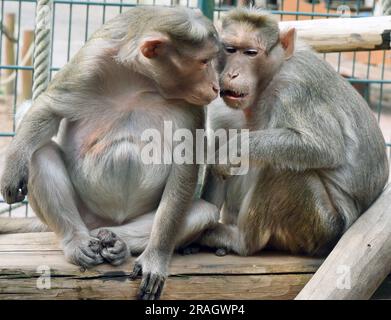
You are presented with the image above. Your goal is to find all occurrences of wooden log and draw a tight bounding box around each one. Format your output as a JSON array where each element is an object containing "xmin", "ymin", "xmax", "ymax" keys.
[
  {"xmin": 0, "ymin": 232, "xmax": 323, "ymax": 300},
  {"xmin": 20, "ymin": 30, "xmax": 34, "ymax": 101},
  {"xmin": 3, "ymin": 13, "xmax": 15, "ymax": 95},
  {"xmin": 279, "ymin": 16, "xmax": 391, "ymax": 53},
  {"xmin": 296, "ymin": 185, "xmax": 391, "ymax": 300}
]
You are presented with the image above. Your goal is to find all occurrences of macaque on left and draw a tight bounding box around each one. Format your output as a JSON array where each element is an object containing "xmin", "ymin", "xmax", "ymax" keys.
[{"xmin": 0, "ymin": 6, "xmax": 221, "ymax": 300}]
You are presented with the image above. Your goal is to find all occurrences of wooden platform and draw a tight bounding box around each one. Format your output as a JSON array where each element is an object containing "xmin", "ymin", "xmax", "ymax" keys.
[{"xmin": 0, "ymin": 232, "xmax": 390, "ymax": 300}]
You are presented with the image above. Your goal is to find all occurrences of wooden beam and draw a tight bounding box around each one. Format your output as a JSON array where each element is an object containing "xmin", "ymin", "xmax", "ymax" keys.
[
  {"xmin": 0, "ymin": 232, "xmax": 323, "ymax": 299},
  {"xmin": 279, "ymin": 16, "xmax": 391, "ymax": 53},
  {"xmin": 296, "ymin": 185, "xmax": 391, "ymax": 300},
  {"xmin": 21, "ymin": 30, "xmax": 34, "ymax": 101}
]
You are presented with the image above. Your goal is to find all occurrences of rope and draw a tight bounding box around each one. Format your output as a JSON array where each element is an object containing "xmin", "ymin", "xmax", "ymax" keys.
[{"xmin": 32, "ymin": 0, "xmax": 52, "ymax": 101}]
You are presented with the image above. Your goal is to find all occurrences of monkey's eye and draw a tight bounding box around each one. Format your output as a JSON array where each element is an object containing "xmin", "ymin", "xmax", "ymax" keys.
[
  {"xmin": 243, "ymin": 49, "xmax": 258, "ymax": 56},
  {"xmin": 224, "ymin": 46, "xmax": 236, "ymax": 54},
  {"xmin": 200, "ymin": 59, "xmax": 209, "ymax": 65}
]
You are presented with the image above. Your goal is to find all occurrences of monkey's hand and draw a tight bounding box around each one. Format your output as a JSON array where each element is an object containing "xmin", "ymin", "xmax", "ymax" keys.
[
  {"xmin": 96, "ymin": 229, "xmax": 130, "ymax": 266},
  {"xmin": 62, "ymin": 236, "xmax": 104, "ymax": 269},
  {"xmin": 0, "ymin": 152, "xmax": 29, "ymax": 204},
  {"xmin": 130, "ymin": 248, "xmax": 168, "ymax": 300},
  {"xmin": 212, "ymin": 135, "xmax": 248, "ymax": 178}
]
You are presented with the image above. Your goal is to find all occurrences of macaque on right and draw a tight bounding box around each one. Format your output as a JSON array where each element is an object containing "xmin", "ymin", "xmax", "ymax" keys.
[{"xmin": 201, "ymin": 8, "xmax": 389, "ymax": 256}]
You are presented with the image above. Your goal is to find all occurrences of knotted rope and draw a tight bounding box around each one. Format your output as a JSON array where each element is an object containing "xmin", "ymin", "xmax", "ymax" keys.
[{"xmin": 32, "ymin": 0, "xmax": 52, "ymax": 101}]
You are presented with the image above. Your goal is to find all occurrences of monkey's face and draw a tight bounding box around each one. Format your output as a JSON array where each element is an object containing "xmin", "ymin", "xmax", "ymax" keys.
[
  {"xmin": 139, "ymin": 36, "xmax": 220, "ymax": 106},
  {"xmin": 218, "ymin": 23, "xmax": 281, "ymax": 111}
]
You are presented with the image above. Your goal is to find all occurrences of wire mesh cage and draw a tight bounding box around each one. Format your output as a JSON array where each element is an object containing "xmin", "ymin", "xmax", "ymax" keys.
[{"xmin": 0, "ymin": 0, "xmax": 390, "ymax": 217}]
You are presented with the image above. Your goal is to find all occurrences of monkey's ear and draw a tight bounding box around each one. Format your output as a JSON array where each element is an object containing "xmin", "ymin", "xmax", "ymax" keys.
[
  {"xmin": 140, "ymin": 36, "xmax": 169, "ymax": 59},
  {"xmin": 280, "ymin": 28, "xmax": 296, "ymax": 60}
]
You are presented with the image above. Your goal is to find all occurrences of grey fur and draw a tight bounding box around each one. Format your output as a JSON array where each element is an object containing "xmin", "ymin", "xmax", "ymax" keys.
[
  {"xmin": 201, "ymin": 8, "xmax": 389, "ymax": 256},
  {"xmin": 0, "ymin": 6, "xmax": 219, "ymax": 300}
]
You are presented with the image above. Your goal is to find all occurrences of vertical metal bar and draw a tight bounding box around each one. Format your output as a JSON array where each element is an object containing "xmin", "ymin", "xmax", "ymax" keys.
[
  {"xmin": 85, "ymin": 0, "xmax": 90, "ymax": 42},
  {"xmin": 102, "ymin": 0, "xmax": 107, "ymax": 24},
  {"xmin": 376, "ymin": 51, "xmax": 386, "ymax": 123},
  {"xmin": 364, "ymin": 51, "xmax": 371, "ymax": 102},
  {"xmin": 12, "ymin": 1, "xmax": 22, "ymax": 132},
  {"xmin": 0, "ymin": 0, "xmax": 5, "ymax": 66},
  {"xmin": 67, "ymin": 2, "xmax": 72, "ymax": 62},
  {"xmin": 49, "ymin": 1, "xmax": 55, "ymax": 80},
  {"xmin": 119, "ymin": 0, "xmax": 124, "ymax": 14},
  {"xmin": 311, "ymin": 0, "xmax": 315, "ymax": 20}
]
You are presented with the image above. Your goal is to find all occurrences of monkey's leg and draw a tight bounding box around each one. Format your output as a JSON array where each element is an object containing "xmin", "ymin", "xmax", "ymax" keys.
[
  {"xmin": 28, "ymin": 142, "xmax": 103, "ymax": 268},
  {"xmin": 90, "ymin": 199, "xmax": 219, "ymax": 264}
]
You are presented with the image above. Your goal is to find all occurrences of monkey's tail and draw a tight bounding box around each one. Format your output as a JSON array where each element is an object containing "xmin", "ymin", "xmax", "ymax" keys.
[{"xmin": 0, "ymin": 217, "xmax": 50, "ymax": 234}]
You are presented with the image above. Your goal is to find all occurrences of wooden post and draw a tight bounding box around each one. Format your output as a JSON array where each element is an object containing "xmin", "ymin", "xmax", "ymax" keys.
[
  {"xmin": 4, "ymin": 13, "xmax": 15, "ymax": 95},
  {"xmin": 296, "ymin": 185, "xmax": 391, "ymax": 300},
  {"xmin": 21, "ymin": 30, "xmax": 34, "ymax": 101}
]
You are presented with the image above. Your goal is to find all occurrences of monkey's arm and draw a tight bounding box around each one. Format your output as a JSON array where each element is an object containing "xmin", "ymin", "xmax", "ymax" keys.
[
  {"xmin": 245, "ymin": 117, "xmax": 344, "ymax": 171},
  {"xmin": 132, "ymin": 163, "xmax": 198, "ymax": 299},
  {"xmin": 234, "ymin": 109, "xmax": 345, "ymax": 172},
  {"xmin": 202, "ymin": 165, "xmax": 226, "ymax": 210},
  {"xmin": 1, "ymin": 96, "xmax": 62, "ymax": 203}
]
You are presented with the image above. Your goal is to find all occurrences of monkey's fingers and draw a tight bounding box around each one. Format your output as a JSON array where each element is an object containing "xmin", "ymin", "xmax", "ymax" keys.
[
  {"xmin": 101, "ymin": 246, "xmax": 129, "ymax": 266},
  {"xmin": 138, "ymin": 273, "xmax": 165, "ymax": 300},
  {"xmin": 215, "ymin": 248, "xmax": 228, "ymax": 256},
  {"xmin": 76, "ymin": 246, "xmax": 104, "ymax": 268},
  {"xmin": 130, "ymin": 262, "xmax": 142, "ymax": 280}
]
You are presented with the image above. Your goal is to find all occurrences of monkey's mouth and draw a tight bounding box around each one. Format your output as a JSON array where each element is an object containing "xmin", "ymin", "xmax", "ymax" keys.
[{"xmin": 220, "ymin": 89, "xmax": 248, "ymax": 100}]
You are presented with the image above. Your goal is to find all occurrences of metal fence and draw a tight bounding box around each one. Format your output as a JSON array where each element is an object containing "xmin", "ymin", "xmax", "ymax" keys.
[{"xmin": 0, "ymin": 0, "xmax": 390, "ymax": 216}]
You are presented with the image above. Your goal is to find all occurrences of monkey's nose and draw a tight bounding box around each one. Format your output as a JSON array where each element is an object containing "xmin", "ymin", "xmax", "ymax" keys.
[{"xmin": 212, "ymin": 85, "xmax": 219, "ymax": 94}]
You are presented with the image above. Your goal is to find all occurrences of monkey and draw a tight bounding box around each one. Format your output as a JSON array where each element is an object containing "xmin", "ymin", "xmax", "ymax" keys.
[
  {"xmin": 198, "ymin": 8, "xmax": 389, "ymax": 257},
  {"xmin": 0, "ymin": 6, "xmax": 221, "ymax": 300}
]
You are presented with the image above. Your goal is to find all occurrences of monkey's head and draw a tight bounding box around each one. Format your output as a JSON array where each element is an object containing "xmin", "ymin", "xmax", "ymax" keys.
[
  {"xmin": 117, "ymin": 7, "xmax": 220, "ymax": 106},
  {"xmin": 218, "ymin": 8, "xmax": 296, "ymax": 110}
]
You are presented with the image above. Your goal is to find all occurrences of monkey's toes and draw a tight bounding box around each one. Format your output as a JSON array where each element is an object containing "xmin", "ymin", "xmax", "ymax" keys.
[
  {"xmin": 215, "ymin": 248, "xmax": 228, "ymax": 256},
  {"xmin": 97, "ymin": 229, "xmax": 130, "ymax": 265},
  {"xmin": 130, "ymin": 262, "xmax": 142, "ymax": 280},
  {"xmin": 138, "ymin": 272, "xmax": 166, "ymax": 300},
  {"xmin": 64, "ymin": 237, "xmax": 104, "ymax": 269},
  {"xmin": 97, "ymin": 229, "xmax": 117, "ymax": 247}
]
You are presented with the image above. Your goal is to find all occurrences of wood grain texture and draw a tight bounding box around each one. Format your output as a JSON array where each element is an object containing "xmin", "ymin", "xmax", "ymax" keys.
[
  {"xmin": 296, "ymin": 186, "xmax": 391, "ymax": 300},
  {"xmin": 279, "ymin": 16, "xmax": 391, "ymax": 53},
  {"xmin": 0, "ymin": 232, "xmax": 321, "ymax": 299}
]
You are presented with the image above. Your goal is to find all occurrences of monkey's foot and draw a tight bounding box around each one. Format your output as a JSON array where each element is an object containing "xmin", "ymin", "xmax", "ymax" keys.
[
  {"xmin": 96, "ymin": 229, "xmax": 130, "ymax": 266},
  {"xmin": 130, "ymin": 250, "xmax": 167, "ymax": 300},
  {"xmin": 215, "ymin": 248, "xmax": 228, "ymax": 256},
  {"xmin": 63, "ymin": 236, "xmax": 104, "ymax": 269}
]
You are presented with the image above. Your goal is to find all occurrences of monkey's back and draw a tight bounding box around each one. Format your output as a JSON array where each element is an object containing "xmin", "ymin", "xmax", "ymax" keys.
[{"xmin": 266, "ymin": 46, "xmax": 389, "ymax": 224}]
